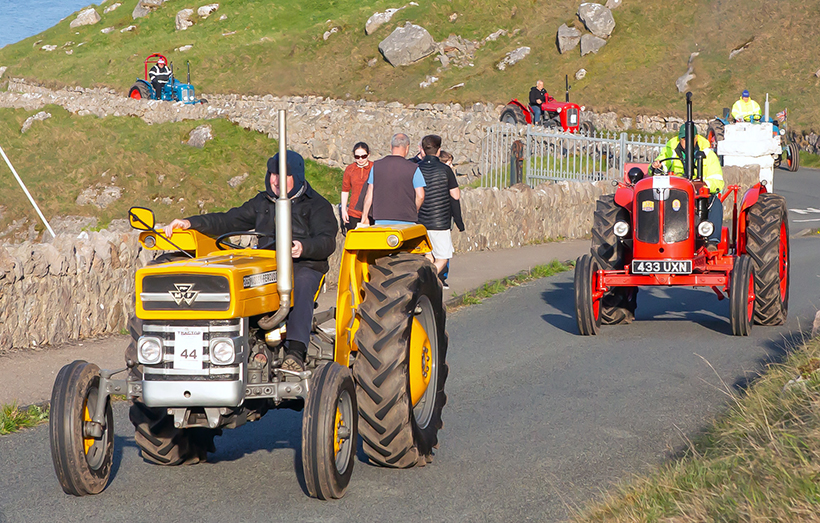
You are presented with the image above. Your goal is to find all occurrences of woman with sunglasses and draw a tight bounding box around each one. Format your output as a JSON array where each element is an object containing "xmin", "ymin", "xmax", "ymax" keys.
[{"xmin": 340, "ymin": 142, "xmax": 372, "ymax": 233}]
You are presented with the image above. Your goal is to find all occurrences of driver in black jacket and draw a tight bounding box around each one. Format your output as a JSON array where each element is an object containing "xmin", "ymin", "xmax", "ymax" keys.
[{"xmin": 163, "ymin": 151, "xmax": 338, "ymax": 371}]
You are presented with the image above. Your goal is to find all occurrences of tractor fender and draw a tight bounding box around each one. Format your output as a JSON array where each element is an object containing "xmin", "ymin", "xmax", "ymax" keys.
[
  {"xmin": 614, "ymin": 186, "xmax": 633, "ymax": 213},
  {"xmin": 507, "ymin": 99, "xmax": 533, "ymax": 123},
  {"xmin": 739, "ymin": 183, "xmax": 768, "ymax": 215},
  {"xmin": 134, "ymin": 78, "xmax": 156, "ymax": 99}
]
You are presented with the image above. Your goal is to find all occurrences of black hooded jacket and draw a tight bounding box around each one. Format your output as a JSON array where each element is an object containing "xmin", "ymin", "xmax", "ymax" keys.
[{"xmin": 186, "ymin": 178, "xmax": 338, "ymax": 274}]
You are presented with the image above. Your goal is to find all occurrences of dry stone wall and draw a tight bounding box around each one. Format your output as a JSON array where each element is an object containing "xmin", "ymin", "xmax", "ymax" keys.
[{"xmin": 0, "ymin": 165, "xmax": 760, "ymax": 352}]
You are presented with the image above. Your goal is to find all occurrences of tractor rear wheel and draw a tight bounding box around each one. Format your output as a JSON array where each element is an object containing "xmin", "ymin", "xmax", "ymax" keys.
[
  {"xmin": 786, "ymin": 143, "xmax": 800, "ymax": 172},
  {"xmin": 591, "ymin": 194, "xmax": 637, "ymax": 324},
  {"xmin": 129, "ymin": 83, "xmax": 151, "ymax": 100},
  {"xmin": 500, "ymin": 104, "xmax": 527, "ymax": 125},
  {"xmin": 575, "ymin": 254, "xmax": 602, "ymax": 335},
  {"xmin": 130, "ymin": 401, "xmax": 221, "ymax": 465},
  {"xmin": 302, "ymin": 362, "xmax": 357, "ymax": 500},
  {"xmin": 579, "ymin": 121, "xmax": 595, "ymax": 135},
  {"xmin": 730, "ymin": 255, "xmax": 755, "ymax": 336},
  {"xmin": 50, "ymin": 361, "xmax": 114, "ymax": 496},
  {"xmin": 707, "ymin": 120, "xmax": 725, "ymax": 165},
  {"xmin": 745, "ymin": 193, "xmax": 790, "ymax": 325},
  {"xmin": 353, "ymin": 253, "xmax": 448, "ymax": 468}
]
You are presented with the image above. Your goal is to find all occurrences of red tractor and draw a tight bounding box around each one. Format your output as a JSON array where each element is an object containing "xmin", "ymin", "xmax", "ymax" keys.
[
  {"xmin": 574, "ymin": 93, "xmax": 790, "ymax": 336},
  {"xmin": 500, "ymin": 76, "xmax": 594, "ymax": 134}
]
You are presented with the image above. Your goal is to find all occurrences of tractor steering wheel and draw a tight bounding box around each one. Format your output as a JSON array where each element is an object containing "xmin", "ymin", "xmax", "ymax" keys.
[
  {"xmin": 215, "ymin": 231, "xmax": 270, "ymax": 250},
  {"xmin": 651, "ymin": 157, "xmax": 679, "ymax": 176}
]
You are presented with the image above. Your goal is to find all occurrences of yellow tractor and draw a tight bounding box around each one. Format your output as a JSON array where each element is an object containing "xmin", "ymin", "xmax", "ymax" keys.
[{"xmin": 48, "ymin": 111, "xmax": 448, "ymax": 500}]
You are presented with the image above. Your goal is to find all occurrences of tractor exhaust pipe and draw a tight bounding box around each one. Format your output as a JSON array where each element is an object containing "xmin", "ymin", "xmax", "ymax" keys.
[
  {"xmin": 186, "ymin": 61, "xmax": 191, "ymax": 85},
  {"xmin": 258, "ymin": 110, "xmax": 293, "ymax": 331},
  {"xmin": 684, "ymin": 92, "xmax": 695, "ymax": 181},
  {"xmin": 565, "ymin": 74, "xmax": 571, "ymax": 103}
]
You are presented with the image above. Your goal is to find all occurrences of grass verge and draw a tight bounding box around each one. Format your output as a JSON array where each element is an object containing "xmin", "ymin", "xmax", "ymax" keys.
[
  {"xmin": 575, "ymin": 333, "xmax": 820, "ymax": 521},
  {"xmin": 0, "ymin": 403, "xmax": 49, "ymax": 436},
  {"xmin": 450, "ymin": 258, "xmax": 573, "ymax": 308}
]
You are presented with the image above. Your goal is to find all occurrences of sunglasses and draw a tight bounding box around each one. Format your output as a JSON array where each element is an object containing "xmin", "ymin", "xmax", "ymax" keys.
[{"xmin": 354, "ymin": 154, "xmax": 368, "ymax": 159}]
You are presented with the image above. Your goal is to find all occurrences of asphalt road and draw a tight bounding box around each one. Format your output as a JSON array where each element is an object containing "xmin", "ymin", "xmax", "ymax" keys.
[{"xmin": 0, "ymin": 168, "xmax": 818, "ymax": 523}]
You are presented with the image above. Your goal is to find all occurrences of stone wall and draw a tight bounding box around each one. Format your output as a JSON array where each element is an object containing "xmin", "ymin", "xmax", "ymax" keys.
[{"xmin": 0, "ymin": 166, "xmax": 761, "ymax": 352}]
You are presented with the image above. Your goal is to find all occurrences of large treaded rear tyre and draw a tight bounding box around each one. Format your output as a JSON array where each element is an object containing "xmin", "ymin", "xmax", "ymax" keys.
[
  {"xmin": 786, "ymin": 143, "xmax": 800, "ymax": 172},
  {"xmin": 353, "ymin": 254, "xmax": 448, "ymax": 468},
  {"xmin": 129, "ymin": 401, "xmax": 221, "ymax": 465},
  {"xmin": 302, "ymin": 362, "xmax": 357, "ymax": 500},
  {"xmin": 129, "ymin": 82, "xmax": 151, "ymax": 100},
  {"xmin": 500, "ymin": 104, "xmax": 527, "ymax": 125},
  {"xmin": 745, "ymin": 193, "xmax": 790, "ymax": 325},
  {"xmin": 707, "ymin": 120, "xmax": 725, "ymax": 165},
  {"xmin": 591, "ymin": 195, "xmax": 637, "ymax": 324},
  {"xmin": 50, "ymin": 360, "xmax": 114, "ymax": 496}
]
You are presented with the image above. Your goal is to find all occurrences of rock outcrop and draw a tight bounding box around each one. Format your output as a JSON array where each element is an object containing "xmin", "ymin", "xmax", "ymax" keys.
[
  {"xmin": 20, "ymin": 111, "xmax": 51, "ymax": 133},
  {"xmin": 365, "ymin": 7, "xmax": 405, "ymax": 35},
  {"xmin": 580, "ymin": 34, "xmax": 606, "ymax": 56},
  {"xmin": 378, "ymin": 23, "xmax": 436, "ymax": 66},
  {"xmin": 187, "ymin": 124, "xmax": 214, "ymax": 148},
  {"xmin": 176, "ymin": 9, "xmax": 195, "ymax": 31},
  {"xmin": 103, "ymin": 3, "xmax": 122, "ymax": 14},
  {"xmin": 496, "ymin": 46, "xmax": 530, "ymax": 70},
  {"xmin": 132, "ymin": 0, "xmax": 166, "ymax": 19},
  {"xmin": 557, "ymin": 24, "xmax": 582, "ymax": 54},
  {"xmin": 197, "ymin": 4, "xmax": 219, "ymax": 18},
  {"xmin": 578, "ymin": 3, "xmax": 616, "ymax": 38},
  {"xmin": 70, "ymin": 8, "xmax": 101, "ymax": 28}
]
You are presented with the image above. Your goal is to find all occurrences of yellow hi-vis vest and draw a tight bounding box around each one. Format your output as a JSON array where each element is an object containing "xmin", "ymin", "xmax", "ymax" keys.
[
  {"xmin": 654, "ymin": 135, "xmax": 724, "ymax": 193},
  {"xmin": 731, "ymin": 98, "xmax": 761, "ymax": 121}
]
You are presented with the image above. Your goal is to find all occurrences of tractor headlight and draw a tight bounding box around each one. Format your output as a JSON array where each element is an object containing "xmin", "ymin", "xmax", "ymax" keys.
[
  {"xmin": 557, "ymin": 107, "xmax": 562, "ymax": 113},
  {"xmin": 698, "ymin": 221, "xmax": 714, "ymax": 238},
  {"xmin": 613, "ymin": 221, "xmax": 630, "ymax": 238},
  {"xmin": 210, "ymin": 338, "xmax": 235, "ymax": 365},
  {"xmin": 581, "ymin": 105, "xmax": 586, "ymax": 111},
  {"xmin": 386, "ymin": 234, "xmax": 400, "ymax": 248},
  {"xmin": 779, "ymin": 129, "xmax": 785, "ymax": 135},
  {"xmin": 138, "ymin": 337, "xmax": 163, "ymax": 365}
]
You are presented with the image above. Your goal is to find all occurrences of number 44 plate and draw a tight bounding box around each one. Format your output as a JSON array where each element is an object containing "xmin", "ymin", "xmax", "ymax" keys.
[{"xmin": 631, "ymin": 260, "xmax": 692, "ymax": 275}]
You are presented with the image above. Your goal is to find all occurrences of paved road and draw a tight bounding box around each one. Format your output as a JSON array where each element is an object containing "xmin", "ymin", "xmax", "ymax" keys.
[
  {"xmin": 778, "ymin": 166, "xmax": 820, "ymax": 232},
  {"xmin": 0, "ymin": 168, "xmax": 817, "ymax": 523}
]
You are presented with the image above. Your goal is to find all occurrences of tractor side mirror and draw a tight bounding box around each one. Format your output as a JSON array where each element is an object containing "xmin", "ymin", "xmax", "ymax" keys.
[{"xmin": 129, "ymin": 207, "xmax": 156, "ymax": 231}]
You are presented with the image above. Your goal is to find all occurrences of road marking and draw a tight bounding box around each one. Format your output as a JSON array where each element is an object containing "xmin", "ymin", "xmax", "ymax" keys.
[
  {"xmin": 790, "ymin": 208, "xmax": 820, "ymax": 215},
  {"xmin": 794, "ymin": 218, "xmax": 820, "ymax": 223}
]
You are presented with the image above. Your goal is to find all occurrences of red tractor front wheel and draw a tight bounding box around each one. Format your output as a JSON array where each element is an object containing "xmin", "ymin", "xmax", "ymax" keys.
[
  {"xmin": 730, "ymin": 255, "xmax": 755, "ymax": 336},
  {"xmin": 575, "ymin": 254, "xmax": 603, "ymax": 335}
]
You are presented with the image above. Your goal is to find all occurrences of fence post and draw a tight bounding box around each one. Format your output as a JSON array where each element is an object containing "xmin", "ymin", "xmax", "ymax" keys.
[{"xmin": 619, "ymin": 132, "xmax": 627, "ymax": 179}]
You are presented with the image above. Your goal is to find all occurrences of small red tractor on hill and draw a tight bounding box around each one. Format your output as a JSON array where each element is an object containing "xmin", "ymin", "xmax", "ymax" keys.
[
  {"xmin": 575, "ymin": 93, "xmax": 790, "ymax": 336},
  {"xmin": 500, "ymin": 76, "xmax": 594, "ymax": 134}
]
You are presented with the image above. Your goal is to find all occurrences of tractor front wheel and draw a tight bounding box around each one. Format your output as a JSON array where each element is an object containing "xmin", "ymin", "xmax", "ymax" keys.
[
  {"xmin": 302, "ymin": 362, "xmax": 358, "ymax": 500},
  {"xmin": 591, "ymin": 194, "xmax": 637, "ymax": 324},
  {"xmin": 353, "ymin": 254, "xmax": 448, "ymax": 468},
  {"xmin": 786, "ymin": 143, "xmax": 800, "ymax": 172},
  {"xmin": 730, "ymin": 255, "xmax": 755, "ymax": 336},
  {"xmin": 50, "ymin": 360, "xmax": 114, "ymax": 496},
  {"xmin": 745, "ymin": 193, "xmax": 790, "ymax": 325},
  {"xmin": 575, "ymin": 254, "xmax": 602, "ymax": 335}
]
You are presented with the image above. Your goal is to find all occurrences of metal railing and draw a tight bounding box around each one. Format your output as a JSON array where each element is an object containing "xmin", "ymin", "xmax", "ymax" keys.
[{"xmin": 480, "ymin": 125, "xmax": 667, "ymax": 188}]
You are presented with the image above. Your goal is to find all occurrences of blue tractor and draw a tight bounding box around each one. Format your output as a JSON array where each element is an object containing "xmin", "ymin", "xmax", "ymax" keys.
[
  {"xmin": 128, "ymin": 53, "xmax": 207, "ymax": 105},
  {"xmin": 706, "ymin": 105, "xmax": 799, "ymax": 172}
]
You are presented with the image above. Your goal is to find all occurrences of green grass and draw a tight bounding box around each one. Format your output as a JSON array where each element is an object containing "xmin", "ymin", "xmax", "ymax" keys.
[
  {"xmin": 453, "ymin": 258, "xmax": 572, "ymax": 306},
  {"xmin": 1, "ymin": 0, "xmax": 819, "ymax": 129},
  {"xmin": 575, "ymin": 334, "xmax": 820, "ymax": 522},
  {"xmin": 0, "ymin": 105, "xmax": 341, "ymax": 236},
  {"xmin": 0, "ymin": 403, "xmax": 49, "ymax": 435},
  {"xmin": 798, "ymin": 150, "xmax": 820, "ymax": 169}
]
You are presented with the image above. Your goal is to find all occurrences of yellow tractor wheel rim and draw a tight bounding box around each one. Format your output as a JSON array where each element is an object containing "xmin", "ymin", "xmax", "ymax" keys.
[
  {"xmin": 409, "ymin": 317, "xmax": 432, "ymax": 407},
  {"xmin": 83, "ymin": 402, "xmax": 94, "ymax": 455},
  {"xmin": 334, "ymin": 405, "xmax": 343, "ymax": 456}
]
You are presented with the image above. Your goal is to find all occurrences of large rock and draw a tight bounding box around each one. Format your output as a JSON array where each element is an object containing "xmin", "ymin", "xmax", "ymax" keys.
[
  {"xmin": 0, "ymin": 66, "xmax": 6, "ymax": 80},
  {"xmin": 378, "ymin": 23, "xmax": 436, "ymax": 67},
  {"xmin": 580, "ymin": 34, "xmax": 607, "ymax": 56},
  {"xmin": 176, "ymin": 9, "xmax": 195, "ymax": 30},
  {"xmin": 132, "ymin": 0, "xmax": 166, "ymax": 19},
  {"xmin": 365, "ymin": 7, "xmax": 405, "ymax": 35},
  {"xmin": 578, "ymin": 3, "xmax": 616, "ymax": 38},
  {"xmin": 69, "ymin": 8, "xmax": 101, "ymax": 28},
  {"xmin": 20, "ymin": 111, "xmax": 51, "ymax": 133},
  {"xmin": 187, "ymin": 124, "xmax": 213, "ymax": 148},
  {"xmin": 496, "ymin": 46, "xmax": 530, "ymax": 70},
  {"xmin": 556, "ymin": 24, "xmax": 581, "ymax": 54},
  {"xmin": 103, "ymin": 3, "xmax": 122, "ymax": 14},
  {"xmin": 676, "ymin": 52, "xmax": 698, "ymax": 93},
  {"xmin": 197, "ymin": 4, "xmax": 219, "ymax": 18},
  {"xmin": 605, "ymin": 0, "xmax": 622, "ymax": 8}
]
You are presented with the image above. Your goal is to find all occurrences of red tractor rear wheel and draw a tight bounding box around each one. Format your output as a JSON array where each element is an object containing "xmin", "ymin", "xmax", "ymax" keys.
[
  {"xmin": 575, "ymin": 254, "xmax": 602, "ymax": 335},
  {"xmin": 786, "ymin": 143, "xmax": 800, "ymax": 172},
  {"xmin": 745, "ymin": 193, "xmax": 790, "ymax": 325},
  {"xmin": 591, "ymin": 195, "xmax": 637, "ymax": 324},
  {"xmin": 730, "ymin": 255, "xmax": 755, "ymax": 336},
  {"xmin": 129, "ymin": 83, "xmax": 151, "ymax": 100}
]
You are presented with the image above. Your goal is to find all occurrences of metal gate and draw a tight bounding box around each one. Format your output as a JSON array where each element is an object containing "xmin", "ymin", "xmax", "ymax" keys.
[{"xmin": 480, "ymin": 125, "xmax": 667, "ymax": 188}]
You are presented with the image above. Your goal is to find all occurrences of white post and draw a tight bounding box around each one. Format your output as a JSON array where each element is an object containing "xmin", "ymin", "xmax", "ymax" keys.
[
  {"xmin": 764, "ymin": 93, "xmax": 769, "ymax": 121},
  {"xmin": 0, "ymin": 144, "xmax": 56, "ymax": 238}
]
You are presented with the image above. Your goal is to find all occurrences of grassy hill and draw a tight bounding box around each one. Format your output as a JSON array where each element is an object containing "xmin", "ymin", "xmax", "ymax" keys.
[{"xmin": 2, "ymin": 0, "xmax": 820, "ymax": 128}]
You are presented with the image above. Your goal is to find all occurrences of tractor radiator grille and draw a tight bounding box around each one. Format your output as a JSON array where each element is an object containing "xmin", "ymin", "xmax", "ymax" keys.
[
  {"xmin": 636, "ymin": 189, "xmax": 659, "ymax": 243},
  {"xmin": 663, "ymin": 189, "xmax": 690, "ymax": 243},
  {"xmin": 140, "ymin": 274, "xmax": 230, "ymax": 311},
  {"xmin": 566, "ymin": 107, "xmax": 579, "ymax": 126}
]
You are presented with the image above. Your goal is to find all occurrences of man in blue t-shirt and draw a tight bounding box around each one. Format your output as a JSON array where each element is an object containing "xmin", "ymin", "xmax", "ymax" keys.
[{"xmin": 360, "ymin": 133, "xmax": 426, "ymax": 226}]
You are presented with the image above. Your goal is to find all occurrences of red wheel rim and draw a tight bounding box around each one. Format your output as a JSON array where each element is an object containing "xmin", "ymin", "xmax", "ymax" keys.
[
  {"xmin": 746, "ymin": 268, "xmax": 755, "ymax": 322},
  {"xmin": 591, "ymin": 268, "xmax": 602, "ymax": 321},
  {"xmin": 779, "ymin": 221, "xmax": 788, "ymax": 300},
  {"xmin": 130, "ymin": 90, "xmax": 141, "ymax": 100}
]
